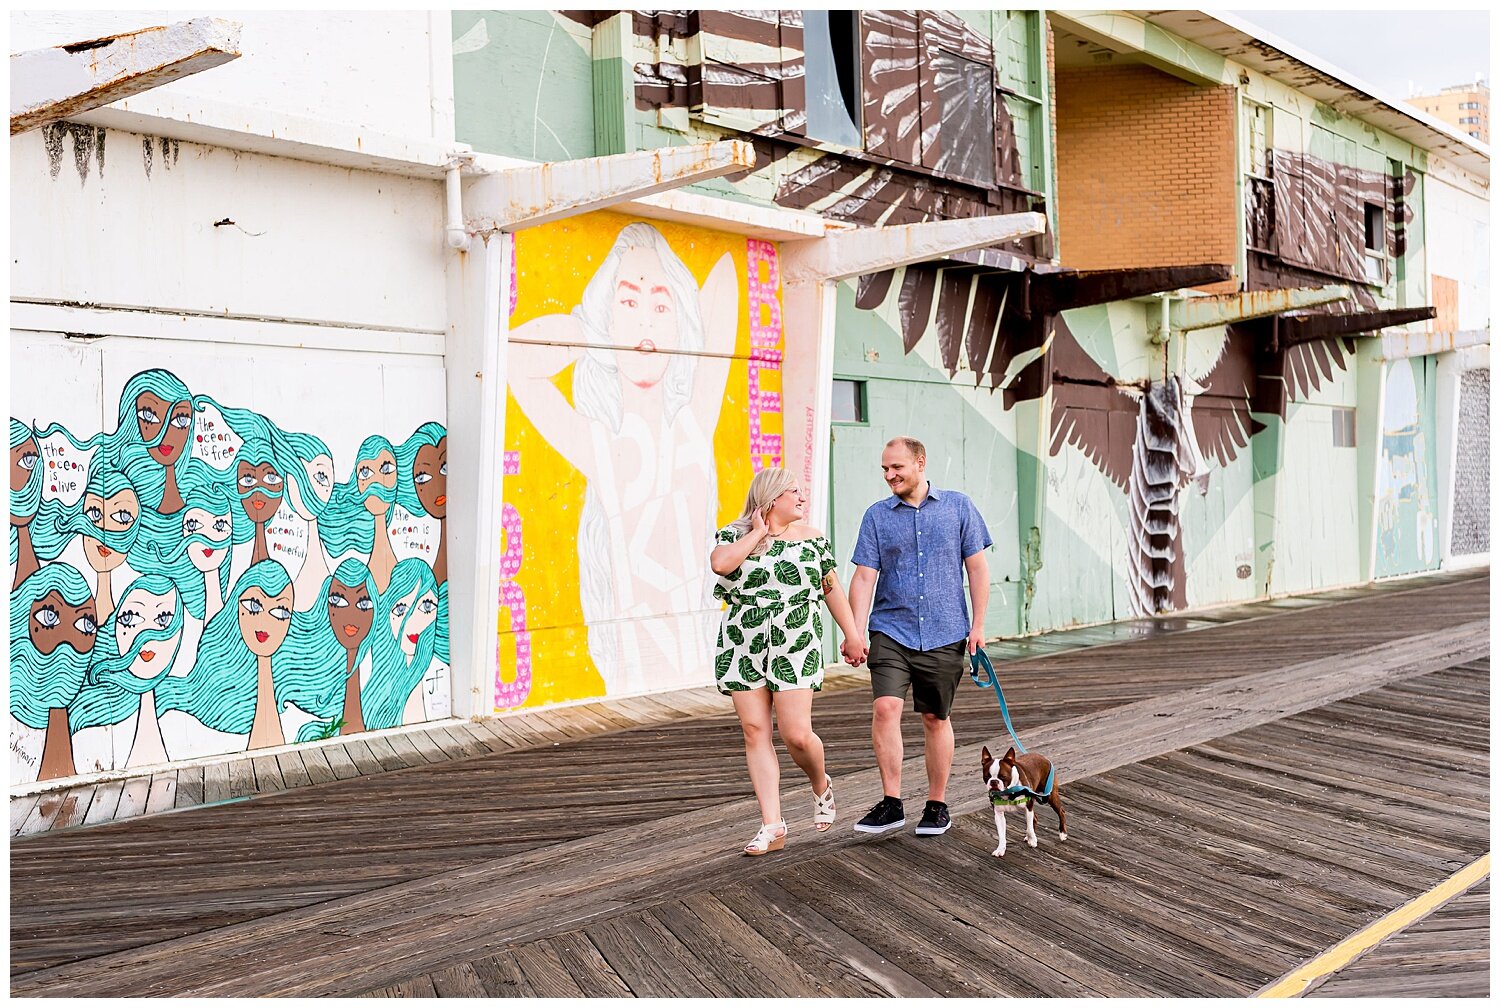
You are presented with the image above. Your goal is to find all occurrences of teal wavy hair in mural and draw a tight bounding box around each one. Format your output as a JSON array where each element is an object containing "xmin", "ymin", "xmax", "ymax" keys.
[
  {"xmin": 68, "ymin": 574, "xmax": 187, "ymax": 732},
  {"xmin": 11, "ymin": 419, "xmax": 45, "ymax": 580},
  {"xmin": 319, "ymin": 435, "xmax": 399, "ymax": 571},
  {"xmin": 13, "ymin": 419, "xmax": 86, "ymax": 570},
  {"xmin": 10, "ymin": 564, "xmax": 97, "ymax": 731},
  {"xmin": 362, "ymin": 557, "xmax": 440, "ymax": 731},
  {"xmin": 137, "ymin": 480, "xmax": 236, "ymax": 622},
  {"xmin": 277, "ymin": 559, "xmax": 381, "ymax": 742},
  {"xmin": 156, "ymin": 561, "xmax": 292, "ymax": 736},
  {"xmin": 394, "ymin": 421, "xmax": 449, "ymax": 663}
]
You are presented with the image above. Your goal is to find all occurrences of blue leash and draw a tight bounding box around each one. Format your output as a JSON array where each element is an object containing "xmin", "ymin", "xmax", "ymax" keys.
[{"xmin": 970, "ymin": 647, "xmax": 1054, "ymax": 802}]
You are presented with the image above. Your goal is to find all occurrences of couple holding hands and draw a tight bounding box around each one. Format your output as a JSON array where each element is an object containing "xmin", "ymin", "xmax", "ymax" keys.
[{"xmin": 709, "ymin": 436, "xmax": 992, "ymax": 855}]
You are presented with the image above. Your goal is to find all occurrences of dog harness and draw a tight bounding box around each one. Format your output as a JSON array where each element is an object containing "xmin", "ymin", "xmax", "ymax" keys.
[{"xmin": 971, "ymin": 647, "xmax": 1055, "ymax": 801}]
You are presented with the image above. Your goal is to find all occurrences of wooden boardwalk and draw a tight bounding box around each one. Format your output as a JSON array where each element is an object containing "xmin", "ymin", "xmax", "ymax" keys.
[{"xmin": 8, "ymin": 568, "xmax": 1488, "ymax": 997}]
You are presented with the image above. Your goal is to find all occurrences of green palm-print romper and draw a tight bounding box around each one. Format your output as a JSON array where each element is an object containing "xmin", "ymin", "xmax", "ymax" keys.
[{"xmin": 712, "ymin": 526, "xmax": 837, "ymax": 694}]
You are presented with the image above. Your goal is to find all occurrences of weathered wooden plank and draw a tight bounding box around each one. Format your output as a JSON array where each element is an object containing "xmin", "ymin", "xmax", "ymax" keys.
[
  {"xmin": 451, "ymin": 721, "xmax": 508, "ymax": 755},
  {"xmin": 338, "ymin": 740, "xmax": 382, "ymax": 778},
  {"xmin": 276, "ymin": 750, "xmax": 312, "ymax": 790},
  {"xmin": 300, "ymin": 746, "xmax": 339, "ymax": 786},
  {"xmin": 427, "ymin": 961, "xmax": 488, "ymax": 997},
  {"xmin": 144, "ymin": 773, "xmax": 177, "ymax": 814},
  {"xmin": 545, "ymin": 934, "xmax": 632, "ymax": 998},
  {"xmin": 199, "ymin": 760, "xmax": 231, "ymax": 804},
  {"xmin": 175, "ymin": 765, "xmax": 206, "ymax": 808},
  {"xmin": 251, "ymin": 756, "xmax": 286, "ymax": 792},
  {"xmin": 113, "ymin": 776, "xmax": 152, "ymax": 820},
  {"xmin": 469, "ymin": 951, "xmax": 536, "ymax": 997},
  {"xmin": 388, "ymin": 731, "xmax": 440, "ymax": 766},
  {"xmin": 363, "ymin": 736, "xmax": 413, "ymax": 772},
  {"xmin": 81, "ymin": 779, "xmax": 126, "ymax": 826},
  {"xmin": 507, "ymin": 939, "xmax": 588, "ymax": 997},
  {"xmin": 11, "ymin": 793, "xmax": 42, "ymax": 835},
  {"xmin": 647, "ymin": 897, "xmax": 816, "ymax": 997},
  {"xmin": 585, "ymin": 916, "xmax": 715, "ymax": 996},
  {"xmin": 46, "ymin": 786, "xmax": 96, "ymax": 833},
  {"xmin": 227, "ymin": 759, "xmax": 257, "ymax": 798}
]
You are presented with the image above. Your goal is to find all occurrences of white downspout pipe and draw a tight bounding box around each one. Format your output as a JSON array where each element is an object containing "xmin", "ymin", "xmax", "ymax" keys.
[{"xmin": 445, "ymin": 165, "xmax": 470, "ymax": 251}]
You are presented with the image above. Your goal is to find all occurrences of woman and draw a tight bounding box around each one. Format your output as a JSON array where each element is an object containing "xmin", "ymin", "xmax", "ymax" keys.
[
  {"xmin": 156, "ymin": 561, "xmax": 294, "ymax": 751},
  {"xmin": 10, "ymin": 564, "xmax": 98, "ymax": 783},
  {"xmin": 510, "ymin": 222, "xmax": 736, "ymax": 696},
  {"xmin": 68, "ymin": 574, "xmax": 186, "ymax": 770},
  {"xmin": 709, "ymin": 467, "xmax": 866, "ymax": 856},
  {"xmin": 67, "ymin": 460, "xmax": 142, "ymax": 622},
  {"xmin": 275, "ymin": 429, "xmax": 338, "ymax": 612},
  {"xmin": 232, "ymin": 437, "xmax": 286, "ymax": 567},
  {"xmin": 396, "ymin": 422, "xmax": 449, "ymax": 666},
  {"xmin": 273, "ymin": 559, "xmax": 380, "ymax": 740},
  {"xmin": 363, "ymin": 557, "xmax": 441, "ymax": 731},
  {"xmin": 320, "ymin": 435, "xmax": 401, "ymax": 592}
]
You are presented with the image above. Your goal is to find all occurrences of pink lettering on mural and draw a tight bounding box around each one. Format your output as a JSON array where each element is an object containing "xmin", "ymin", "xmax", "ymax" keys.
[
  {"xmin": 495, "ymin": 451, "xmax": 532, "ymax": 710},
  {"xmin": 746, "ymin": 239, "xmax": 784, "ymax": 472},
  {"xmin": 804, "ymin": 405, "xmax": 816, "ymax": 492}
]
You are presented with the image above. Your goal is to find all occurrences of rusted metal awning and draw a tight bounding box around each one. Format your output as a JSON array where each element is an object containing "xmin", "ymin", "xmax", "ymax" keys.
[
  {"xmin": 1020, "ymin": 263, "xmax": 1233, "ymax": 316},
  {"xmin": 1274, "ymin": 306, "xmax": 1437, "ymax": 348}
]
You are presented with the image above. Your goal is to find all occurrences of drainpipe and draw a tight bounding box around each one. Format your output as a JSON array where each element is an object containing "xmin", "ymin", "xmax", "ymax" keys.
[{"xmin": 445, "ymin": 163, "xmax": 470, "ymax": 252}]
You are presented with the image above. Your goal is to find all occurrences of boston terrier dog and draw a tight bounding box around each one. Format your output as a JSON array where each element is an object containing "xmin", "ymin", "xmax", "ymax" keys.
[{"xmin": 982, "ymin": 745, "xmax": 1068, "ymax": 858}]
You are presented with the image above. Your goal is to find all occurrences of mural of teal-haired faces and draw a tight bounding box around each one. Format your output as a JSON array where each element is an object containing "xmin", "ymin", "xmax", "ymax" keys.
[
  {"xmin": 11, "ymin": 419, "xmax": 44, "ymax": 588},
  {"xmin": 11, "ymin": 367, "xmax": 448, "ymax": 786},
  {"xmin": 321, "ymin": 435, "xmax": 401, "ymax": 592},
  {"xmin": 156, "ymin": 560, "xmax": 293, "ymax": 752},
  {"xmin": 277, "ymin": 430, "xmax": 338, "ymax": 612},
  {"xmin": 396, "ymin": 422, "xmax": 449, "ymax": 665},
  {"xmin": 62, "ymin": 459, "xmax": 144, "ymax": 623},
  {"xmin": 68, "ymin": 574, "xmax": 186, "ymax": 771},
  {"xmin": 10, "ymin": 564, "xmax": 97, "ymax": 783},
  {"xmin": 363, "ymin": 557, "xmax": 442, "ymax": 731},
  {"xmin": 112, "ymin": 369, "xmax": 208, "ymax": 516},
  {"xmin": 233, "ymin": 437, "xmax": 287, "ymax": 568},
  {"xmin": 274, "ymin": 559, "xmax": 380, "ymax": 741}
]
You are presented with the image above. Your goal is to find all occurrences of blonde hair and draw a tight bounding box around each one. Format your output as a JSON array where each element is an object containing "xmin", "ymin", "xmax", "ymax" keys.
[{"xmin": 729, "ymin": 467, "xmax": 797, "ymax": 556}]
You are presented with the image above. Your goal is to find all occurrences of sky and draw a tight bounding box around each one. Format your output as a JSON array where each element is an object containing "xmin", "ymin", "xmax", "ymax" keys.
[{"xmin": 1227, "ymin": 10, "xmax": 1490, "ymax": 99}]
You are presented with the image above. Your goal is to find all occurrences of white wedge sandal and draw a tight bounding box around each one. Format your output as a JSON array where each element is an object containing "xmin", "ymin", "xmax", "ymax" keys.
[
  {"xmin": 812, "ymin": 775, "xmax": 837, "ymax": 832},
  {"xmin": 743, "ymin": 821, "xmax": 787, "ymax": 856}
]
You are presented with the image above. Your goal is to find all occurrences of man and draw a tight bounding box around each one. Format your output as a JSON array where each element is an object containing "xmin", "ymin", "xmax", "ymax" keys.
[{"xmin": 841, "ymin": 436, "xmax": 991, "ymax": 835}]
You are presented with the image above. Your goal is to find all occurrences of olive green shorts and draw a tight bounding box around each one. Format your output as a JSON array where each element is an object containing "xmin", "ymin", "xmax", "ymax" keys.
[{"xmin": 867, "ymin": 631, "xmax": 967, "ymax": 719}]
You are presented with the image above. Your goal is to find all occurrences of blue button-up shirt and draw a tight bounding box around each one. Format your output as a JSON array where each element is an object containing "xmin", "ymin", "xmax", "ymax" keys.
[{"xmin": 851, "ymin": 484, "xmax": 992, "ymax": 652}]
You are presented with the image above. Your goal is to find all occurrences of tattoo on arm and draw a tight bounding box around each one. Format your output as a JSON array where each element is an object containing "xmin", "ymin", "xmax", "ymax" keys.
[{"xmin": 821, "ymin": 573, "xmax": 834, "ymax": 595}]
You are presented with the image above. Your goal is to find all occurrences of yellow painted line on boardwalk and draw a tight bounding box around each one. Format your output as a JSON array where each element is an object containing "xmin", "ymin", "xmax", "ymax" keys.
[{"xmin": 1257, "ymin": 852, "xmax": 1490, "ymax": 998}]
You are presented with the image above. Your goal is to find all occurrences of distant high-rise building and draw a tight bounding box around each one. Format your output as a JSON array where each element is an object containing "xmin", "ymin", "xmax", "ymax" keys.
[{"xmin": 1409, "ymin": 79, "xmax": 1489, "ymax": 144}]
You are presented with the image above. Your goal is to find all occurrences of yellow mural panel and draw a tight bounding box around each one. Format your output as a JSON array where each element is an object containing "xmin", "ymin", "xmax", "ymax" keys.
[{"xmin": 498, "ymin": 210, "xmax": 783, "ymax": 710}]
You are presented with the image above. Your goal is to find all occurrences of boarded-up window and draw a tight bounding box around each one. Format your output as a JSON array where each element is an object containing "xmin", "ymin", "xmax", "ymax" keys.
[{"xmin": 698, "ymin": 10, "xmax": 805, "ymax": 135}]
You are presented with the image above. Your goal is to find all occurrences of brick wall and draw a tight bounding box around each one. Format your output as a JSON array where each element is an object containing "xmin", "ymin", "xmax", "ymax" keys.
[{"xmin": 1055, "ymin": 64, "xmax": 1238, "ymax": 291}]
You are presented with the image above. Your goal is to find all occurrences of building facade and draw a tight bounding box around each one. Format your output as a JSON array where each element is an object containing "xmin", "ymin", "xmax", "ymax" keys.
[
  {"xmin": 9, "ymin": 10, "xmax": 1490, "ymax": 798},
  {"xmin": 1409, "ymin": 80, "xmax": 1489, "ymax": 144}
]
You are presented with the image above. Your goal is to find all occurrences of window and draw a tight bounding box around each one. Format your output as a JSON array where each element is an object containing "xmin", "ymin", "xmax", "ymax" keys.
[
  {"xmin": 1460, "ymin": 101, "xmax": 1480, "ymax": 109},
  {"xmin": 831, "ymin": 379, "xmax": 866, "ymax": 424},
  {"xmin": 1331, "ymin": 408, "xmax": 1356, "ymax": 448},
  {"xmin": 1459, "ymin": 116, "xmax": 1479, "ymax": 124},
  {"xmin": 1363, "ymin": 202, "xmax": 1385, "ymax": 252},
  {"xmin": 1469, "ymin": 130, "xmax": 1482, "ymax": 138},
  {"xmin": 803, "ymin": 10, "xmax": 862, "ymax": 147}
]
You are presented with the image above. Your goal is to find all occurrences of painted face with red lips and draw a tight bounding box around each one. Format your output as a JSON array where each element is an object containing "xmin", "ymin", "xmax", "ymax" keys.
[
  {"xmin": 115, "ymin": 585, "xmax": 180, "ymax": 680},
  {"xmin": 237, "ymin": 584, "xmax": 293, "ymax": 658},
  {"xmin": 236, "ymin": 461, "xmax": 284, "ymax": 524},
  {"xmin": 31, "ymin": 590, "xmax": 98, "ymax": 656},
  {"xmin": 181, "ymin": 507, "xmax": 233, "ymax": 573},
  {"xmin": 81, "ymin": 488, "xmax": 138, "ymax": 574},
  {"xmin": 413, "ymin": 439, "xmax": 447, "ymax": 519},
  {"xmin": 387, "ymin": 587, "xmax": 439, "ymax": 657},
  {"xmin": 609, "ymin": 246, "xmax": 680, "ymax": 390},
  {"xmin": 325, "ymin": 576, "xmax": 375, "ymax": 653},
  {"xmin": 136, "ymin": 392, "xmax": 193, "ymax": 465}
]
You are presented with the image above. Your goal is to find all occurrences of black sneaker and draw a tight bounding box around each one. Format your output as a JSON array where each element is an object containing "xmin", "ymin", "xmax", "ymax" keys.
[
  {"xmin": 853, "ymin": 796, "xmax": 906, "ymax": 834},
  {"xmin": 914, "ymin": 800, "xmax": 951, "ymax": 835}
]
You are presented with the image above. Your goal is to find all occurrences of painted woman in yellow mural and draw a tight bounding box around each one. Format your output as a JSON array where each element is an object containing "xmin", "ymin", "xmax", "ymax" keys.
[{"xmin": 510, "ymin": 223, "xmax": 737, "ymax": 695}]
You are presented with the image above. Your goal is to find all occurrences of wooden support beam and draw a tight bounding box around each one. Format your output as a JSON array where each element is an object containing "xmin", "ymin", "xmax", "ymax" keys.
[
  {"xmin": 463, "ymin": 140, "xmax": 756, "ymax": 235},
  {"xmin": 1027, "ymin": 263, "xmax": 1232, "ymax": 315},
  {"xmin": 1276, "ymin": 306, "xmax": 1436, "ymax": 346},
  {"xmin": 11, "ymin": 18, "xmax": 241, "ymax": 135},
  {"xmin": 1170, "ymin": 284, "xmax": 1352, "ymax": 333},
  {"xmin": 780, "ymin": 212, "xmax": 1047, "ymax": 285}
]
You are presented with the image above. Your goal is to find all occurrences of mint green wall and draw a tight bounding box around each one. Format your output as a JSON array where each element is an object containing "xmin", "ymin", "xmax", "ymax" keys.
[{"xmin": 453, "ymin": 11, "xmax": 596, "ymax": 162}]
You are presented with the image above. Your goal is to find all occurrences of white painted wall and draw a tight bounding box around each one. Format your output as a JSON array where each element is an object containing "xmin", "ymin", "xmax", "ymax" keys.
[
  {"xmin": 11, "ymin": 123, "xmax": 448, "ymax": 333},
  {"xmin": 1425, "ymin": 171, "xmax": 1490, "ymax": 333},
  {"xmin": 9, "ymin": 10, "xmax": 448, "ymax": 141}
]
